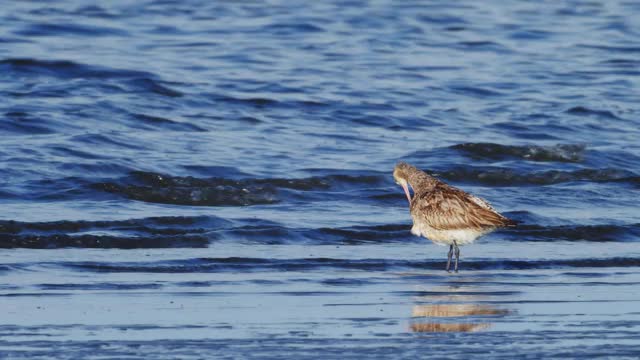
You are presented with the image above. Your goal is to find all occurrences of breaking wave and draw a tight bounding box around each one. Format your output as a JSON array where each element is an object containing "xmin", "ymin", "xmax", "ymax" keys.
[
  {"xmin": 450, "ymin": 143, "xmax": 586, "ymax": 162},
  {"xmin": 435, "ymin": 167, "xmax": 637, "ymax": 186}
]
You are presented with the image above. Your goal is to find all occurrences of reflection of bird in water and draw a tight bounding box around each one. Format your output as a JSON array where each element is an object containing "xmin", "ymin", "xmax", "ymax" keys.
[
  {"xmin": 393, "ymin": 162, "xmax": 516, "ymax": 272},
  {"xmin": 410, "ymin": 322, "xmax": 490, "ymax": 333},
  {"xmin": 410, "ymin": 304, "xmax": 509, "ymax": 333},
  {"xmin": 412, "ymin": 304, "xmax": 510, "ymax": 317}
]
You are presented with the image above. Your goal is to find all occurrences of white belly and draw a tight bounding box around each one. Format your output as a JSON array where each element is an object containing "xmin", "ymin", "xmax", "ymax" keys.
[{"xmin": 411, "ymin": 222, "xmax": 493, "ymax": 246}]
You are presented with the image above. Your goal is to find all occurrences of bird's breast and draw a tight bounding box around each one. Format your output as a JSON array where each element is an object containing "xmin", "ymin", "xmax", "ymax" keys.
[{"xmin": 410, "ymin": 219, "xmax": 493, "ymax": 246}]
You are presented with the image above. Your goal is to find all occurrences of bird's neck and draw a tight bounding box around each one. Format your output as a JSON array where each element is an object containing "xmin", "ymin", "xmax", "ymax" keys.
[{"xmin": 407, "ymin": 170, "xmax": 438, "ymax": 195}]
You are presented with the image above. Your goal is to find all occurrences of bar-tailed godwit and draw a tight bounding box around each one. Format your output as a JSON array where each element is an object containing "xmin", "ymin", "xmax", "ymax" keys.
[{"xmin": 393, "ymin": 162, "xmax": 516, "ymax": 272}]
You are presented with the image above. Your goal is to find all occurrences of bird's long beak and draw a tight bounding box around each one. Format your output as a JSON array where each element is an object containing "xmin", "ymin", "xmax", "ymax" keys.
[{"xmin": 401, "ymin": 182, "xmax": 412, "ymax": 205}]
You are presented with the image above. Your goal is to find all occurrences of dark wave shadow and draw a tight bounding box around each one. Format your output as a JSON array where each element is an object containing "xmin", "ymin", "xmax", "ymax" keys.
[
  {"xmin": 450, "ymin": 143, "xmax": 585, "ymax": 163},
  {"xmin": 50, "ymin": 256, "xmax": 640, "ymax": 274},
  {"xmin": 91, "ymin": 171, "xmax": 386, "ymax": 206},
  {"xmin": 0, "ymin": 58, "xmax": 183, "ymax": 98},
  {"xmin": 2, "ymin": 214, "xmax": 637, "ymax": 248},
  {"xmin": 433, "ymin": 166, "xmax": 637, "ymax": 186},
  {"xmin": 504, "ymin": 223, "xmax": 640, "ymax": 242}
]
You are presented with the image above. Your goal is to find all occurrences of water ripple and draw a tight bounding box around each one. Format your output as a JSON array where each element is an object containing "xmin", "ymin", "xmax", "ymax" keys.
[
  {"xmin": 435, "ymin": 167, "xmax": 637, "ymax": 186},
  {"xmin": 91, "ymin": 171, "xmax": 383, "ymax": 206},
  {"xmin": 450, "ymin": 143, "xmax": 585, "ymax": 163},
  {"xmin": 54, "ymin": 256, "xmax": 640, "ymax": 273},
  {"xmin": 15, "ymin": 23, "xmax": 128, "ymax": 37}
]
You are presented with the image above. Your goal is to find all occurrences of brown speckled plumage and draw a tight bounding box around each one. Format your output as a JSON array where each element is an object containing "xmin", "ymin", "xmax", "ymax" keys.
[{"xmin": 393, "ymin": 162, "xmax": 515, "ymax": 272}]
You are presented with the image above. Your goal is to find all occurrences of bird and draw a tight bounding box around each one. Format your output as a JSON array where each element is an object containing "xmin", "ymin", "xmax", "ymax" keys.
[{"xmin": 393, "ymin": 162, "xmax": 516, "ymax": 272}]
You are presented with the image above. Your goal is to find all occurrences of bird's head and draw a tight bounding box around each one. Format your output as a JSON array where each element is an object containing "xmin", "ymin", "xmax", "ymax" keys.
[{"xmin": 393, "ymin": 162, "xmax": 413, "ymax": 205}]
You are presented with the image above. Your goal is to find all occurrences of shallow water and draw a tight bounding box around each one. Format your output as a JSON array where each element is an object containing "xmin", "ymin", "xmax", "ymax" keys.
[{"xmin": 1, "ymin": 0, "xmax": 640, "ymax": 358}]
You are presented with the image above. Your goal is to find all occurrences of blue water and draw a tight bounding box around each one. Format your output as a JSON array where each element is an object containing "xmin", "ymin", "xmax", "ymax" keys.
[{"xmin": 1, "ymin": 0, "xmax": 640, "ymax": 358}]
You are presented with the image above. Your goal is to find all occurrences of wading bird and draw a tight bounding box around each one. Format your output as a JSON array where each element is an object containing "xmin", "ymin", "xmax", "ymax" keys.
[{"xmin": 393, "ymin": 162, "xmax": 516, "ymax": 272}]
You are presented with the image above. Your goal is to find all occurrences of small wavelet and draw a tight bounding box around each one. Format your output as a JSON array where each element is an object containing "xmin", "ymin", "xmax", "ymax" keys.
[
  {"xmin": 0, "ymin": 58, "xmax": 184, "ymax": 98},
  {"xmin": 71, "ymin": 133, "xmax": 147, "ymax": 151},
  {"xmin": 0, "ymin": 216, "xmax": 413, "ymax": 248},
  {"xmin": 264, "ymin": 22, "xmax": 325, "ymax": 34},
  {"xmin": 126, "ymin": 78, "xmax": 183, "ymax": 97},
  {"xmin": 0, "ymin": 216, "xmax": 227, "ymax": 234},
  {"xmin": 316, "ymin": 224, "xmax": 412, "ymax": 244},
  {"xmin": 450, "ymin": 143, "xmax": 585, "ymax": 163},
  {"xmin": 15, "ymin": 22, "xmax": 128, "ymax": 37},
  {"xmin": 2, "ymin": 214, "xmax": 635, "ymax": 249},
  {"xmin": 93, "ymin": 178, "xmax": 277, "ymax": 207},
  {"xmin": 92, "ymin": 171, "xmax": 385, "ymax": 206},
  {"xmin": 578, "ymin": 44, "xmax": 640, "ymax": 54},
  {"xmin": 130, "ymin": 113, "xmax": 207, "ymax": 132},
  {"xmin": 598, "ymin": 58, "xmax": 640, "ymax": 68},
  {"xmin": 0, "ymin": 58, "xmax": 151, "ymax": 80},
  {"xmin": 435, "ymin": 166, "xmax": 637, "ymax": 186},
  {"xmin": 456, "ymin": 41, "xmax": 512, "ymax": 53},
  {"xmin": 0, "ymin": 216, "xmax": 226, "ymax": 249},
  {"xmin": 1, "ymin": 111, "xmax": 56, "ymax": 135},
  {"xmin": 448, "ymin": 85, "xmax": 504, "ymax": 98},
  {"xmin": 505, "ymin": 223, "xmax": 640, "ymax": 242},
  {"xmin": 37, "ymin": 282, "xmax": 163, "ymax": 290},
  {"xmin": 210, "ymin": 94, "xmax": 329, "ymax": 110},
  {"xmin": 219, "ymin": 222, "xmax": 415, "ymax": 245},
  {"xmin": 566, "ymin": 106, "xmax": 621, "ymax": 120},
  {"xmin": 71, "ymin": 5, "xmax": 117, "ymax": 18},
  {"xmin": 0, "ymin": 233, "xmax": 210, "ymax": 249},
  {"xmin": 215, "ymin": 95, "xmax": 280, "ymax": 107},
  {"xmin": 55, "ymin": 256, "xmax": 640, "ymax": 274}
]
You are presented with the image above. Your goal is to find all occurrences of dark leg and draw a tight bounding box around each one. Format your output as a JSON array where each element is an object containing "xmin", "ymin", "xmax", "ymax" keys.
[
  {"xmin": 454, "ymin": 241, "xmax": 460, "ymax": 273},
  {"xmin": 446, "ymin": 245, "xmax": 453, "ymax": 272}
]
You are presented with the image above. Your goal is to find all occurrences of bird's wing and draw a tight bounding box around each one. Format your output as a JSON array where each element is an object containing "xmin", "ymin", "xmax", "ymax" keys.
[
  {"xmin": 411, "ymin": 185, "xmax": 512, "ymax": 230},
  {"xmin": 467, "ymin": 194, "xmax": 496, "ymax": 211}
]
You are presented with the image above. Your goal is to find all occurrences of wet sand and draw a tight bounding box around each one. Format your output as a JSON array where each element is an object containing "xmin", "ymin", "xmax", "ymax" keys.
[{"xmin": 2, "ymin": 242, "xmax": 639, "ymax": 358}]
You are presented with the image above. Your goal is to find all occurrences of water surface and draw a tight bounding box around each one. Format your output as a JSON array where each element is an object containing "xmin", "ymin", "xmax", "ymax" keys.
[{"xmin": 1, "ymin": 0, "xmax": 640, "ymax": 358}]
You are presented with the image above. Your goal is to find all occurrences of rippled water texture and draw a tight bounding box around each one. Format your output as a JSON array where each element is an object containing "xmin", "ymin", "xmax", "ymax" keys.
[{"xmin": 1, "ymin": 0, "xmax": 640, "ymax": 358}]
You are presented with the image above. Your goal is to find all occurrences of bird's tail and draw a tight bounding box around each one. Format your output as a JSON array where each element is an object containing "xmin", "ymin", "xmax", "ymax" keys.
[{"xmin": 502, "ymin": 217, "xmax": 519, "ymax": 227}]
